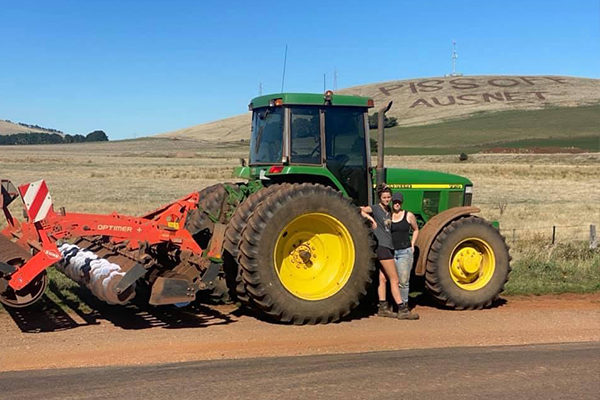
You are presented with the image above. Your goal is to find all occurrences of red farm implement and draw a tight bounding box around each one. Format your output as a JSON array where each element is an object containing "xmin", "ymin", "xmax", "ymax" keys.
[{"xmin": 0, "ymin": 179, "xmax": 224, "ymax": 308}]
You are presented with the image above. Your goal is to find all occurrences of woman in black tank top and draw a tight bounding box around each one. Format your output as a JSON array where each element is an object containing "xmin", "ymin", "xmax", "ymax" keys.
[
  {"xmin": 360, "ymin": 185, "xmax": 419, "ymax": 320},
  {"xmin": 391, "ymin": 192, "xmax": 420, "ymax": 315}
]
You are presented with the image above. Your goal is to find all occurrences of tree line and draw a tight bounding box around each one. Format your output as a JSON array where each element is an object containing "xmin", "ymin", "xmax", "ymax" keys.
[
  {"xmin": 2, "ymin": 119, "xmax": 64, "ymax": 134},
  {"xmin": 0, "ymin": 130, "xmax": 108, "ymax": 145}
]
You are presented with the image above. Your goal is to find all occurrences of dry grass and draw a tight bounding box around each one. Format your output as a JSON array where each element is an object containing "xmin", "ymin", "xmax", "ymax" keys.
[
  {"xmin": 385, "ymin": 153, "xmax": 600, "ymax": 232},
  {"xmin": 2, "ymin": 142, "xmax": 597, "ymax": 236}
]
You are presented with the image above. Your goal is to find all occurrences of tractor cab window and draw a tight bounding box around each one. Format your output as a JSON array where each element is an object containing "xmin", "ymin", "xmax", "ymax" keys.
[
  {"xmin": 290, "ymin": 106, "xmax": 321, "ymax": 164},
  {"xmin": 250, "ymin": 107, "xmax": 284, "ymax": 164},
  {"xmin": 324, "ymin": 107, "xmax": 369, "ymax": 205}
]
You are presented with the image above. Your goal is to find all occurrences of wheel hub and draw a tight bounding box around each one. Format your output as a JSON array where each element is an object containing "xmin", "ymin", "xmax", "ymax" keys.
[
  {"xmin": 274, "ymin": 212, "xmax": 355, "ymax": 301},
  {"xmin": 289, "ymin": 243, "xmax": 314, "ymax": 268},
  {"xmin": 451, "ymin": 247, "xmax": 483, "ymax": 281},
  {"xmin": 449, "ymin": 238, "xmax": 496, "ymax": 290}
]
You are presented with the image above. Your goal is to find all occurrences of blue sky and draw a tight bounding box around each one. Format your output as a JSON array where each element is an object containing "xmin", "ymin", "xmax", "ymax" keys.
[{"xmin": 0, "ymin": 0, "xmax": 598, "ymax": 140}]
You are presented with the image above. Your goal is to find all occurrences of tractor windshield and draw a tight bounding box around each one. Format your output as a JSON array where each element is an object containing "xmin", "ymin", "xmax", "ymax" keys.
[{"xmin": 250, "ymin": 107, "xmax": 284, "ymax": 165}]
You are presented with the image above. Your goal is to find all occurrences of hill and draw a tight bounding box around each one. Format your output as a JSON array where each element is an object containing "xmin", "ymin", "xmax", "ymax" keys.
[
  {"xmin": 0, "ymin": 119, "xmax": 63, "ymax": 136},
  {"xmin": 155, "ymin": 75, "xmax": 600, "ymax": 151}
]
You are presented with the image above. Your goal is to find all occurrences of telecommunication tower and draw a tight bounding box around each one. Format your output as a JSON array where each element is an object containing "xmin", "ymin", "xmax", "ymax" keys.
[{"xmin": 445, "ymin": 40, "xmax": 463, "ymax": 77}]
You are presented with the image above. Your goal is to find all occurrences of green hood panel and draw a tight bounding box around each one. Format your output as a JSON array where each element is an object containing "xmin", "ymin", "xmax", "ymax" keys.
[{"xmin": 385, "ymin": 168, "xmax": 472, "ymax": 188}]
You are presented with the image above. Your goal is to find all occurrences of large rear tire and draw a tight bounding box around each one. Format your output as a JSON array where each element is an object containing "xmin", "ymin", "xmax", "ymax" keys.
[
  {"xmin": 222, "ymin": 184, "xmax": 287, "ymax": 306},
  {"xmin": 239, "ymin": 183, "xmax": 376, "ymax": 324},
  {"xmin": 425, "ymin": 216, "xmax": 511, "ymax": 309}
]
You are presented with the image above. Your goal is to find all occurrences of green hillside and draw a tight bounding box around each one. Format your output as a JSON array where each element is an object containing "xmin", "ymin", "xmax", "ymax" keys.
[{"xmin": 379, "ymin": 104, "xmax": 600, "ymax": 154}]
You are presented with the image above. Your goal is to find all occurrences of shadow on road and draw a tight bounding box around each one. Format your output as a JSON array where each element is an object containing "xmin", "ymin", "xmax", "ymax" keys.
[{"xmin": 3, "ymin": 281, "xmax": 236, "ymax": 334}]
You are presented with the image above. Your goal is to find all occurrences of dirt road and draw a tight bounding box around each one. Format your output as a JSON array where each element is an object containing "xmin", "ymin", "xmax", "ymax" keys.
[{"xmin": 1, "ymin": 293, "xmax": 598, "ymax": 372}]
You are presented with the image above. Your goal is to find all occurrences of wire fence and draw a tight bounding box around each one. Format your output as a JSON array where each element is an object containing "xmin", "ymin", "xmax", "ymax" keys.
[{"xmin": 499, "ymin": 224, "xmax": 598, "ymax": 248}]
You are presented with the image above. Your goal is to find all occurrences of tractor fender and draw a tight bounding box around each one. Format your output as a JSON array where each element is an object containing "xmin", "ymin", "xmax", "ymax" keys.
[{"xmin": 413, "ymin": 206, "xmax": 480, "ymax": 276}]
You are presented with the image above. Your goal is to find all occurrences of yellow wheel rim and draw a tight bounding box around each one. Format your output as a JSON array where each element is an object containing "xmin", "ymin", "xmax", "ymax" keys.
[
  {"xmin": 448, "ymin": 237, "xmax": 495, "ymax": 291},
  {"xmin": 274, "ymin": 212, "xmax": 355, "ymax": 301}
]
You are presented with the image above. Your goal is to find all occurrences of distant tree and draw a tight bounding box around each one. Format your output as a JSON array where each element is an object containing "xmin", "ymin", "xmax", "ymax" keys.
[
  {"xmin": 85, "ymin": 130, "xmax": 109, "ymax": 142},
  {"xmin": 370, "ymin": 138, "xmax": 378, "ymax": 154},
  {"xmin": 368, "ymin": 112, "xmax": 398, "ymax": 129},
  {"xmin": 72, "ymin": 134, "xmax": 86, "ymax": 143}
]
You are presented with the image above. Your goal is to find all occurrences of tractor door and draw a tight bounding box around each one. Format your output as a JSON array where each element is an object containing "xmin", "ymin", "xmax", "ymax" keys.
[{"xmin": 324, "ymin": 107, "xmax": 370, "ymax": 206}]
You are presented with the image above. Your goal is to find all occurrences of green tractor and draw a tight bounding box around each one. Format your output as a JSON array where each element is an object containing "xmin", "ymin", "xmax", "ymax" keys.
[{"xmin": 190, "ymin": 91, "xmax": 511, "ymax": 324}]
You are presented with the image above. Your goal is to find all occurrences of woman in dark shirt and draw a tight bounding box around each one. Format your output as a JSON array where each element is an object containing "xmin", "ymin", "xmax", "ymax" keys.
[{"xmin": 361, "ymin": 185, "xmax": 416, "ymax": 319}]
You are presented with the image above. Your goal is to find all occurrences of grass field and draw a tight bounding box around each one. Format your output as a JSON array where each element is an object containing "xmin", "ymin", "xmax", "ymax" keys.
[
  {"xmin": 0, "ymin": 140, "xmax": 598, "ymax": 312},
  {"xmin": 380, "ymin": 104, "xmax": 600, "ymax": 150},
  {"xmin": 386, "ymin": 136, "xmax": 600, "ymax": 155}
]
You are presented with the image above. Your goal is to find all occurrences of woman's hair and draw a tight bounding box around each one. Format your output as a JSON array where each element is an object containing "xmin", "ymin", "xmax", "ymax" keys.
[{"xmin": 376, "ymin": 183, "xmax": 392, "ymax": 200}]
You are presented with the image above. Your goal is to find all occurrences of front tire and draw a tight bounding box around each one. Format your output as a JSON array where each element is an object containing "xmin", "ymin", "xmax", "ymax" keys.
[
  {"xmin": 239, "ymin": 183, "xmax": 376, "ymax": 324},
  {"xmin": 425, "ymin": 216, "xmax": 511, "ymax": 309}
]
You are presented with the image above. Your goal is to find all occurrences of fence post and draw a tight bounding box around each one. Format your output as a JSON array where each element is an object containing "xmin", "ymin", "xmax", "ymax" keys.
[
  {"xmin": 591, "ymin": 225, "xmax": 597, "ymax": 250},
  {"xmin": 552, "ymin": 226, "xmax": 556, "ymax": 245},
  {"xmin": 512, "ymin": 229, "xmax": 516, "ymax": 243}
]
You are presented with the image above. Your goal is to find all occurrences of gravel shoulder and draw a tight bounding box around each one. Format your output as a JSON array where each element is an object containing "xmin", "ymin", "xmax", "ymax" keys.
[{"xmin": 1, "ymin": 293, "xmax": 599, "ymax": 372}]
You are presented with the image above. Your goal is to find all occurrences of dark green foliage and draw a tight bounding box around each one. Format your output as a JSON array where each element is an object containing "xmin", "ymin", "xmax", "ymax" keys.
[
  {"xmin": 369, "ymin": 138, "xmax": 378, "ymax": 154},
  {"xmin": 85, "ymin": 130, "xmax": 109, "ymax": 142},
  {"xmin": 0, "ymin": 130, "xmax": 107, "ymax": 145},
  {"xmin": 368, "ymin": 112, "xmax": 398, "ymax": 129}
]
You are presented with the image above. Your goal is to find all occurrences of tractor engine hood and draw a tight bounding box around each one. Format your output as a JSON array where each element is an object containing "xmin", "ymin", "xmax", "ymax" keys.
[{"xmin": 384, "ymin": 168, "xmax": 472, "ymax": 189}]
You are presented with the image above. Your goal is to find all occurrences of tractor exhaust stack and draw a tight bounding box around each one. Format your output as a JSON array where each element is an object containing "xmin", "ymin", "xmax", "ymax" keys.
[{"xmin": 376, "ymin": 101, "xmax": 393, "ymax": 186}]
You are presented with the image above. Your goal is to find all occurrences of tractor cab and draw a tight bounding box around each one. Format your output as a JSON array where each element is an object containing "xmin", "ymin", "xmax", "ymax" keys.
[{"xmin": 244, "ymin": 91, "xmax": 374, "ymax": 205}]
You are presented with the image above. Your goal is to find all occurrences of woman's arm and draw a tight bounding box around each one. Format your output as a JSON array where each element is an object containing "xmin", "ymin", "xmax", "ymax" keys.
[
  {"xmin": 360, "ymin": 206, "xmax": 377, "ymax": 229},
  {"xmin": 408, "ymin": 212, "xmax": 419, "ymax": 250}
]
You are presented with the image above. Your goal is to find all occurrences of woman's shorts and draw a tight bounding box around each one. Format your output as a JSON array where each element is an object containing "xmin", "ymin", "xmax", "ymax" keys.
[{"xmin": 376, "ymin": 246, "xmax": 394, "ymax": 260}]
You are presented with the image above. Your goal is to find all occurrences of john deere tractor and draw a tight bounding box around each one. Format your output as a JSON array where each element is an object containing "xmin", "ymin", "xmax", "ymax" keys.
[{"xmin": 189, "ymin": 91, "xmax": 510, "ymax": 324}]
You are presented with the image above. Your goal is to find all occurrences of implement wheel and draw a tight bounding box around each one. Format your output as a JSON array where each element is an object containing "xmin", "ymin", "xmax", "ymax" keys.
[
  {"xmin": 239, "ymin": 183, "xmax": 376, "ymax": 324},
  {"xmin": 222, "ymin": 184, "xmax": 287, "ymax": 306},
  {"xmin": 425, "ymin": 216, "xmax": 511, "ymax": 309},
  {"xmin": 0, "ymin": 271, "xmax": 48, "ymax": 308}
]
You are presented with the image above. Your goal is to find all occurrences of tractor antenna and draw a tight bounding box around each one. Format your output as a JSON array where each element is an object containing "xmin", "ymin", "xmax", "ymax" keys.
[
  {"xmin": 446, "ymin": 40, "xmax": 463, "ymax": 77},
  {"xmin": 333, "ymin": 67, "xmax": 338, "ymax": 90},
  {"xmin": 323, "ymin": 73, "xmax": 326, "ymax": 92},
  {"xmin": 280, "ymin": 45, "xmax": 288, "ymax": 92},
  {"xmin": 258, "ymin": 82, "xmax": 263, "ymax": 96}
]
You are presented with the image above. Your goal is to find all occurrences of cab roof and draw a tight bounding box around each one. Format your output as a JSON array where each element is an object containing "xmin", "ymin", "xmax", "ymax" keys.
[{"xmin": 249, "ymin": 92, "xmax": 374, "ymax": 109}]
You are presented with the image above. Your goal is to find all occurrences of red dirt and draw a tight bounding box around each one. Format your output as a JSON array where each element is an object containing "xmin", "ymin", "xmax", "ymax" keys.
[
  {"xmin": 1, "ymin": 293, "xmax": 599, "ymax": 372},
  {"xmin": 483, "ymin": 147, "xmax": 586, "ymax": 154}
]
